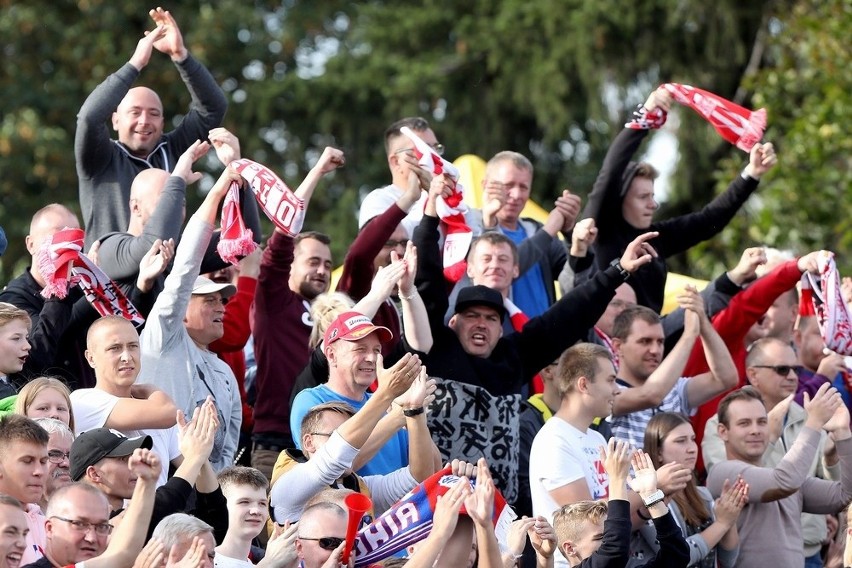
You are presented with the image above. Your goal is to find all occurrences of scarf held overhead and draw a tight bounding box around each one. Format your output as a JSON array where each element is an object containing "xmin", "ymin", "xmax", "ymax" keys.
[
  {"xmin": 216, "ymin": 180, "xmax": 257, "ymax": 266},
  {"xmin": 662, "ymin": 83, "xmax": 766, "ymax": 152},
  {"xmin": 802, "ymin": 251, "xmax": 852, "ymax": 356},
  {"xmin": 400, "ymin": 126, "xmax": 472, "ymax": 283},
  {"xmin": 37, "ymin": 228, "xmax": 144, "ymax": 326},
  {"xmin": 231, "ymin": 158, "xmax": 305, "ymax": 235}
]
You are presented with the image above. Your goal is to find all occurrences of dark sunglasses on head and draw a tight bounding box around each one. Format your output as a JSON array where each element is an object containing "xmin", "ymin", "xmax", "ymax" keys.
[
  {"xmin": 751, "ymin": 364, "xmax": 802, "ymax": 376},
  {"xmin": 299, "ymin": 536, "xmax": 344, "ymax": 551}
]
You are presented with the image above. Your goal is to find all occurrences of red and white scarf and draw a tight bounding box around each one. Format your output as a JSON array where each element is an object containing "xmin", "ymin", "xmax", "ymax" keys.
[
  {"xmin": 37, "ymin": 228, "xmax": 144, "ymax": 326},
  {"xmin": 216, "ymin": 181, "xmax": 257, "ymax": 266},
  {"xmin": 216, "ymin": 159, "xmax": 310, "ymax": 265},
  {"xmin": 504, "ymin": 297, "xmax": 548, "ymax": 393},
  {"xmin": 594, "ymin": 326, "xmax": 620, "ymax": 372},
  {"xmin": 503, "ymin": 297, "xmax": 529, "ymax": 332},
  {"xmin": 662, "ymin": 83, "xmax": 767, "ymax": 152},
  {"xmin": 400, "ymin": 126, "xmax": 472, "ymax": 283},
  {"xmin": 802, "ymin": 251, "xmax": 852, "ymax": 355}
]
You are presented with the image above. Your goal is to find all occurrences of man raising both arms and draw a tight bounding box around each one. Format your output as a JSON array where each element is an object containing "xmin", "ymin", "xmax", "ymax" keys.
[{"xmin": 75, "ymin": 7, "xmax": 227, "ymax": 247}]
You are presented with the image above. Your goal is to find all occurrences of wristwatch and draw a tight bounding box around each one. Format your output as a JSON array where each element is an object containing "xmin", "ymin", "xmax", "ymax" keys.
[
  {"xmin": 642, "ymin": 489, "xmax": 665, "ymax": 507},
  {"xmin": 609, "ymin": 258, "xmax": 630, "ymax": 281}
]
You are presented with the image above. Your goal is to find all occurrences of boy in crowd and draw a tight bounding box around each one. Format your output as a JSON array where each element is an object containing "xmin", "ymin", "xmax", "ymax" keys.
[{"xmin": 553, "ymin": 440, "xmax": 689, "ymax": 568}]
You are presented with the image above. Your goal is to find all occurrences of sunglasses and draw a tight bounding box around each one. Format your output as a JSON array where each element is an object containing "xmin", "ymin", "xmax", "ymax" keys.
[
  {"xmin": 751, "ymin": 364, "xmax": 802, "ymax": 376},
  {"xmin": 299, "ymin": 536, "xmax": 345, "ymax": 551}
]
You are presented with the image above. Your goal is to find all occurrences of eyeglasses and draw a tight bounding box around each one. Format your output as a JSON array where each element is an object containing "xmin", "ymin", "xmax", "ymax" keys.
[
  {"xmin": 309, "ymin": 432, "xmax": 332, "ymax": 437},
  {"xmin": 298, "ymin": 536, "xmax": 345, "ymax": 551},
  {"xmin": 751, "ymin": 364, "xmax": 802, "ymax": 376},
  {"xmin": 383, "ymin": 238, "xmax": 409, "ymax": 249},
  {"xmin": 50, "ymin": 516, "xmax": 113, "ymax": 536},
  {"xmin": 47, "ymin": 450, "xmax": 71, "ymax": 464},
  {"xmin": 394, "ymin": 143, "xmax": 445, "ymax": 157}
]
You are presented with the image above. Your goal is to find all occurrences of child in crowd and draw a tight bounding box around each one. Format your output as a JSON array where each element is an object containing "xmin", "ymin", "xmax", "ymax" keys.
[
  {"xmin": 553, "ymin": 439, "xmax": 689, "ymax": 567},
  {"xmin": 215, "ymin": 466, "xmax": 299, "ymax": 567}
]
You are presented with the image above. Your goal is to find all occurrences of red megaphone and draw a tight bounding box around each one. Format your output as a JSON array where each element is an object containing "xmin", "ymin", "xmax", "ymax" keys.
[{"xmin": 342, "ymin": 492, "xmax": 372, "ymax": 564}]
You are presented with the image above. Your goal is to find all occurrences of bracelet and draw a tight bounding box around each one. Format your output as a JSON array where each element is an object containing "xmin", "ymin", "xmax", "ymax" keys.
[
  {"xmin": 637, "ymin": 508, "xmax": 652, "ymax": 521},
  {"xmin": 402, "ymin": 407, "xmax": 424, "ymax": 417},
  {"xmin": 398, "ymin": 289, "xmax": 419, "ymax": 301}
]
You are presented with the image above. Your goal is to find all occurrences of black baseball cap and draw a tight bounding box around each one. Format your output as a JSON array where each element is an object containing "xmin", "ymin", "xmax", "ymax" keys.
[
  {"xmin": 70, "ymin": 428, "xmax": 153, "ymax": 481},
  {"xmin": 454, "ymin": 285, "xmax": 506, "ymax": 321}
]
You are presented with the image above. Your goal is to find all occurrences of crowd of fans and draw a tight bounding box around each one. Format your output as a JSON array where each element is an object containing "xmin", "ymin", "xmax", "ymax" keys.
[{"xmin": 1, "ymin": 7, "xmax": 852, "ymax": 568}]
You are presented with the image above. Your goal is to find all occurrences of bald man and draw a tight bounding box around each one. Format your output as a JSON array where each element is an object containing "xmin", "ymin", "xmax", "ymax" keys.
[
  {"xmin": 0, "ymin": 204, "xmax": 98, "ymax": 388},
  {"xmin": 75, "ymin": 7, "xmax": 226, "ymax": 248},
  {"xmin": 95, "ymin": 133, "xmax": 260, "ymax": 315}
]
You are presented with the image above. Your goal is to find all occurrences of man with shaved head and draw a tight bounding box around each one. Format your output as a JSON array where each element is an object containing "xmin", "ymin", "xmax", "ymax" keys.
[
  {"xmin": 93, "ymin": 131, "xmax": 260, "ymax": 315},
  {"xmin": 75, "ymin": 7, "xmax": 227, "ymax": 247}
]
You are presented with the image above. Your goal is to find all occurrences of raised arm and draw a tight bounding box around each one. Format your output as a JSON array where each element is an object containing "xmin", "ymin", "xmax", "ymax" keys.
[
  {"xmin": 290, "ymin": 147, "xmax": 345, "ymax": 211},
  {"xmin": 708, "ymin": 384, "xmax": 842, "ymax": 502},
  {"xmin": 801, "ymin": 404, "xmax": 852, "ymax": 513},
  {"xmin": 413, "ymin": 174, "xmax": 454, "ymax": 327},
  {"xmin": 517, "ymin": 231, "xmax": 661, "ymax": 377},
  {"xmin": 148, "ymin": 8, "xmax": 228, "ymax": 150},
  {"xmin": 208, "ymin": 249, "xmax": 260, "ymax": 352},
  {"xmin": 613, "ymin": 286, "xmax": 702, "ymax": 414},
  {"xmin": 88, "ymin": 448, "xmax": 160, "ymax": 568},
  {"xmin": 202, "ymin": 129, "xmax": 263, "ymax": 275},
  {"xmin": 338, "ymin": 353, "xmax": 419, "ymax": 450},
  {"xmin": 685, "ymin": 290, "xmax": 740, "ymax": 407},
  {"xmin": 627, "ymin": 451, "xmax": 690, "ymax": 567},
  {"xmin": 75, "ymin": 26, "xmax": 165, "ymax": 179},
  {"xmin": 348, "ymin": 354, "xmax": 424, "ymax": 472},
  {"xmin": 99, "ymin": 141, "xmax": 207, "ymax": 280},
  {"xmin": 172, "ymin": 399, "xmax": 217, "ymax": 487},
  {"xmin": 396, "ymin": 242, "xmax": 433, "ymax": 353},
  {"xmin": 141, "ymin": 167, "xmax": 237, "ymax": 355},
  {"xmin": 337, "ymin": 170, "xmax": 420, "ymax": 300},
  {"xmin": 690, "ymin": 479, "xmax": 746, "ymax": 565},
  {"xmin": 466, "ymin": 459, "xmax": 504, "ymax": 568},
  {"xmin": 393, "ymin": 367, "xmax": 439, "ymax": 482},
  {"xmin": 581, "ymin": 88, "xmax": 670, "ymax": 226},
  {"xmin": 404, "ymin": 478, "xmax": 470, "ymax": 568},
  {"xmin": 652, "ymin": 143, "xmax": 776, "ymax": 258}
]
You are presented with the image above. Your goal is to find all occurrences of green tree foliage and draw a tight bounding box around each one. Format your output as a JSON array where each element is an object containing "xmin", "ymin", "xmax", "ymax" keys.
[
  {"xmin": 682, "ymin": 0, "xmax": 851, "ymax": 276},
  {"xmin": 1, "ymin": 0, "xmax": 847, "ymax": 287}
]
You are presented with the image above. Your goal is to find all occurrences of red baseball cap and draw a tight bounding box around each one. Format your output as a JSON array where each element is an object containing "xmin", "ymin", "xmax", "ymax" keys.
[{"xmin": 324, "ymin": 311, "xmax": 393, "ymax": 347}]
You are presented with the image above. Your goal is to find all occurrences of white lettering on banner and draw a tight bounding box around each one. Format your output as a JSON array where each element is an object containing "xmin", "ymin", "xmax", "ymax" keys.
[{"xmin": 358, "ymin": 502, "xmax": 420, "ymax": 553}]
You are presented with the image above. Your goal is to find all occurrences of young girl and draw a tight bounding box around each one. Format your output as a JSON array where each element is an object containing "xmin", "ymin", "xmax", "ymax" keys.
[
  {"xmin": 14, "ymin": 376, "xmax": 75, "ymax": 431},
  {"xmin": 635, "ymin": 412, "xmax": 746, "ymax": 567}
]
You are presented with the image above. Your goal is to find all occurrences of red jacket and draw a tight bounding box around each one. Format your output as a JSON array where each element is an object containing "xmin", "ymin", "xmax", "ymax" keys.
[{"xmin": 685, "ymin": 259, "xmax": 802, "ymax": 474}]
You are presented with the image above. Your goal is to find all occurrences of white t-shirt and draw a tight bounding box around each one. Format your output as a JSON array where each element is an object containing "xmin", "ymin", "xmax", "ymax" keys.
[
  {"xmin": 358, "ymin": 184, "xmax": 426, "ymax": 236},
  {"xmin": 530, "ymin": 417, "xmax": 608, "ymax": 565},
  {"xmin": 70, "ymin": 388, "xmax": 180, "ymax": 487},
  {"xmin": 214, "ymin": 553, "xmax": 253, "ymax": 568},
  {"xmin": 530, "ymin": 418, "xmax": 608, "ymax": 568}
]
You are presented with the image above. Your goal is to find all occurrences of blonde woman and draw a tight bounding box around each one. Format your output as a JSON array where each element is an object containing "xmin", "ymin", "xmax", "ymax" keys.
[{"xmin": 308, "ymin": 292, "xmax": 356, "ymax": 350}]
